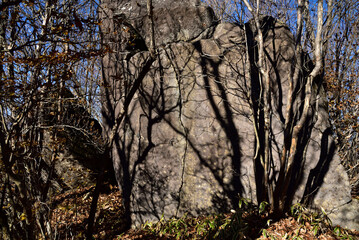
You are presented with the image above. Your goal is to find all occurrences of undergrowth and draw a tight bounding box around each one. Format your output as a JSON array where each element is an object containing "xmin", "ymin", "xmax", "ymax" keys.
[
  {"xmin": 125, "ymin": 199, "xmax": 359, "ymax": 240},
  {"xmin": 138, "ymin": 198, "xmax": 272, "ymax": 240}
]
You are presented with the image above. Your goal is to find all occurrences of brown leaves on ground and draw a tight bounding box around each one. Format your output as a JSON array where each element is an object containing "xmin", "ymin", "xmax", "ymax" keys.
[
  {"xmin": 50, "ymin": 184, "xmax": 126, "ymax": 239},
  {"xmin": 258, "ymin": 216, "xmax": 338, "ymax": 240},
  {"xmin": 49, "ymin": 187, "xmax": 359, "ymax": 239}
]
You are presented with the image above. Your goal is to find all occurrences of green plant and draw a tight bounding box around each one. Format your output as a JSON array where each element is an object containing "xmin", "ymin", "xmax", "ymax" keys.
[
  {"xmin": 238, "ymin": 198, "xmax": 250, "ymax": 209},
  {"xmin": 142, "ymin": 214, "xmax": 196, "ymax": 239},
  {"xmin": 333, "ymin": 226, "xmax": 354, "ymax": 240},
  {"xmin": 290, "ymin": 203, "xmax": 332, "ymax": 236},
  {"xmin": 211, "ymin": 198, "xmax": 271, "ymax": 239},
  {"xmin": 141, "ymin": 198, "xmax": 273, "ymax": 240},
  {"xmin": 195, "ymin": 214, "xmax": 228, "ymax": 239},
  {"xmin": 259, "ymin": 201, "xmax": 269, "ymax": 214}
]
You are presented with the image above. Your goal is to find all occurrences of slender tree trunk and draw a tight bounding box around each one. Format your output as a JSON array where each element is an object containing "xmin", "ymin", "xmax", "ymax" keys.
[{"xmin": 86, "ymin": 167, "xmax": 105, "ymax": 239}]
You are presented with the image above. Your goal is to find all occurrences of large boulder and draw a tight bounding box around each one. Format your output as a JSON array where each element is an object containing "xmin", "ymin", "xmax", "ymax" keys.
[
  {"xmin": 100, "ymin": 0, "xmax": 358, "ymax": 229},
  {"xmin": 40, "ymin": 87, "xmax": 111, "ymax": 191}
]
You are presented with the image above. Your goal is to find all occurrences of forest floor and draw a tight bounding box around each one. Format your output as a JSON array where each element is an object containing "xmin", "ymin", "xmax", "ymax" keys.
[{"xmin": 50, "ymin": 184, "xmax": 359, "ymax": 239}]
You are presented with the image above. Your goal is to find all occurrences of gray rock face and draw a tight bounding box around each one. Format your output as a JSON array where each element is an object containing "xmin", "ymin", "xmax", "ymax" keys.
[
  {"xmin": 100, "ymin": 0, "xmax": 358, "ymax": 230},
  {"xmin": 329, "ymin": 199, "xmax": 359, "ymax": 230},
  {"xmin": 141, "ymin": 5, "xmax": 216, "ymax": 46},
  {"xmin": 101, "ymin": 0, "xmax": 216, "ymax": 49}
]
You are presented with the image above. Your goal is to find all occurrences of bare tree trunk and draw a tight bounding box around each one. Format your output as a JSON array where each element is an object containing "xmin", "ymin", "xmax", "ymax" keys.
[
  {"xmin": 242, "ymin": 0, "xmax": 327, "ymax": 215},
  {"xmin": 243, "ymin": 0, "xmax": 274, "ymax": 207},
  {"xmin": 86, "ymin": 166, "xmax": 105, "ymax": 240}
]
